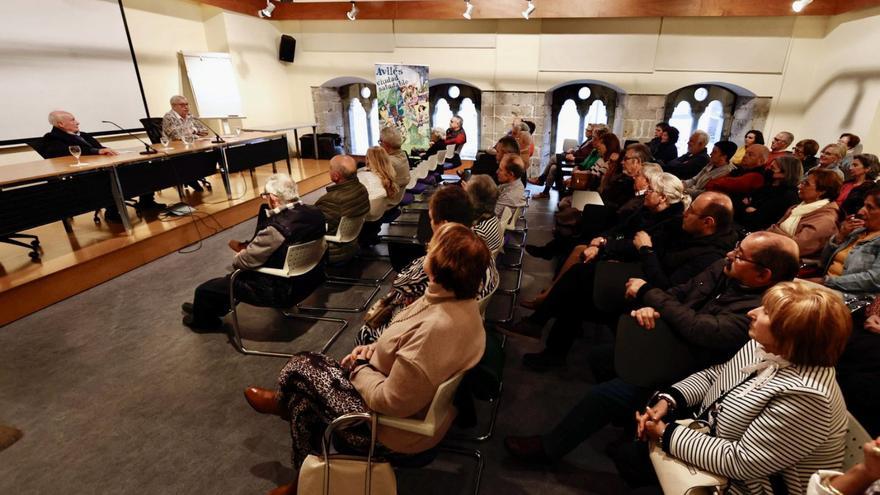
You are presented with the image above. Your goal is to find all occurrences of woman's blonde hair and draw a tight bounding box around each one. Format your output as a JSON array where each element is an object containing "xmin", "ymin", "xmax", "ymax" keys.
[
  {"xmin": 649, "ymin": 172, "xmax": 691, "ymax": 210},
  {"xmin": 762, "ymin": 280, "xmax": 851, "ymax": 366},
  {"xmin": 822, "ymin": 142, "xmax": 848, "ymax": 161},
  {"xmin": 366, "ymin": 146, "xmax": 399, "ymax": 198}
]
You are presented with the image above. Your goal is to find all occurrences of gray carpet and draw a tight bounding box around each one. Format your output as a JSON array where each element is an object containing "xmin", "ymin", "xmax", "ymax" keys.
[{"xmin": 0, "ymin": 184, "xmax": 659, "ymax": 494}]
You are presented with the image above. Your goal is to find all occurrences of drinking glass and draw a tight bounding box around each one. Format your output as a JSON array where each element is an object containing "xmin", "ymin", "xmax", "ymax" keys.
[
  {"xmin": 182, "ymin": 133, "xmax": 194, "ymax": 147},
  {"xmin": 68, "ymin": 145, "xmax": 81, "ymax": 165},
  {"xmin": 233, "ymin": 127, "xmax": 242, "ymax": 137},
  {"xmin": 160, "ymin": 134, "xmax": 170, "ymax": 149}
]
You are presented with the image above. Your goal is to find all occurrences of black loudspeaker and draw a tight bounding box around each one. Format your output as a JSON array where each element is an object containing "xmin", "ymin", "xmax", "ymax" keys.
[{"xmin": 279, "ymin": 35, "xmax": 296, "ymax": 62}]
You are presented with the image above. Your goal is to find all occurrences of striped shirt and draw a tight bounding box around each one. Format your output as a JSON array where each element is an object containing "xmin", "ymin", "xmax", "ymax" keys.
[{"xmin": 664, "ymin": 340, "xmax": 848, "ymax": 495}]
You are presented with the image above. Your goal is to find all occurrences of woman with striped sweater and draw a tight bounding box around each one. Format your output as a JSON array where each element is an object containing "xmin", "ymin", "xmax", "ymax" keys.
[{"xmin": 638, "ymin": 280, "xmax": 852, "ymax": 494}]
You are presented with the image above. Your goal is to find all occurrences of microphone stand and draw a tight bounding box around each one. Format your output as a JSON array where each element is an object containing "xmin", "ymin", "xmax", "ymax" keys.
[
  {"xmin": 194, "ymin": 117, "xmax": 225, "ymax": 144},
  {"xmin": 102, "ymin": 120, "xmax": 158, "ymax": 155}
]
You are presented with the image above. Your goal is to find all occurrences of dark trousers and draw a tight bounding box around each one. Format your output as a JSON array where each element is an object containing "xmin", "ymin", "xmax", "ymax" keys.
[
  {"xmin": 542, "ymin": 377, "xmax": 652, "ymax": 459},
  {"xmin": 528, "ymin": 262, "xmax": 603, "ymax": 357}
]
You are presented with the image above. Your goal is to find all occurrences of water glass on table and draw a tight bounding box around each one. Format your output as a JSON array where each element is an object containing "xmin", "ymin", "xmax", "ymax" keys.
[
  {"xmin": 160, "ymin": 134, "xmax": 170, "ymax": 149},
  {"xmin": 68, "ymin": 145, "xmax": 81, "ymax": 165}
]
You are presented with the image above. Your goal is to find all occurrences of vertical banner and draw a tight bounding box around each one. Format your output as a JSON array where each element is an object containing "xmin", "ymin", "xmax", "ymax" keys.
[{"xmin": 375, "ymin": 63, "xmax": 430, "ymax": 152}]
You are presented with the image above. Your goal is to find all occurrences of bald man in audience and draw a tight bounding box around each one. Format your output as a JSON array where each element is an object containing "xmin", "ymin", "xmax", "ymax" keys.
[
  {"xmin": 315, "ymin": 155, "xmax": 370, "ymax": 264},
  {"xmin": 705, "ymin": 143, "xmax": 770, "ymax": 202},
  {"xmin": 41, "ymin": 110, "xmax": 118, "ymax": 159},
  {"xmin": 495, "ymin": 154, "xmax": 527, "ymax": 217}
]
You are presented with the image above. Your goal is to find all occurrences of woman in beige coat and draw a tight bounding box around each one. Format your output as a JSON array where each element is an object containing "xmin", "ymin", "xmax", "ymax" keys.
[{"xmin": 769, "ymin": 168, "xmax": 842, "ymax": 260}]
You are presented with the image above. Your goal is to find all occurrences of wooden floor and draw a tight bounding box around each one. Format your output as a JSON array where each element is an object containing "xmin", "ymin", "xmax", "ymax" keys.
[{"xmin": 0, "ymin": 157, "xmax": 331, "ymax": 326}]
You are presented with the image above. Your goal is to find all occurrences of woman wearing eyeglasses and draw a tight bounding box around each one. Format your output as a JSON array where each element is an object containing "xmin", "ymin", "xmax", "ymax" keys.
[
  {"xmin": 818, "ymin": 186, "xmax": 880, "ymax": 301},
  {"xmin": 638, "ymin": 280, "xmax": 851, "ymax": 495},
  {"xmin": 768, "ymin": 168, "xmax": 842, "ymax": 260}
]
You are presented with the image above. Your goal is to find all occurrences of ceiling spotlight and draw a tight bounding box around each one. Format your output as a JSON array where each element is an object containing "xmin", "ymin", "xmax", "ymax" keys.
[
  {"xmin": 522, "ymin": 0, "xmax": 535, "ymax": 20},
  {"xmin": 791, "ymin": 0, "xmax": 813, "ymax": 12},
  {"xmin": 463, "ymin": 0, "xmax": 474, "ymax": 20},
  {"xmin": 258, "ymin": 0, "xmax": 275, "ymax": 18},
  {"xmin": 346, "ymin": 2, "xmax": 359, "ymax": 21}
]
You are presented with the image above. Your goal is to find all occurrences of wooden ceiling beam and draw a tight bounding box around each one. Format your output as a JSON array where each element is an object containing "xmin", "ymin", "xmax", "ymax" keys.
[{"xmin": 198, "ymin": 0, "xmax": 880, "ymax": 20}]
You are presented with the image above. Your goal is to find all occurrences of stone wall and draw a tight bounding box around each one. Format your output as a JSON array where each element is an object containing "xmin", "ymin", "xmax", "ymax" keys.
[
  {"xmin": 619, "ymin": 94, "xmax": 667, "ymax": 142},
  {"xmin": 730, "ymin": 97, "xmax": 772, "ymax": 144},
  {"xmin": 311, "ymin": 86, "xmax": 344, "ymax": 137}
]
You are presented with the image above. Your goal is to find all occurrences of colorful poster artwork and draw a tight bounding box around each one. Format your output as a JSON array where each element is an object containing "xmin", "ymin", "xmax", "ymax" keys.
[{"xmin": 375, "ymin": 63, "xmax": 430, "ymax": 152}]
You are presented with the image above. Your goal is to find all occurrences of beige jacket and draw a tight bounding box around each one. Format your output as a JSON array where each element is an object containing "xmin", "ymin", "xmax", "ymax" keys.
[{"xmin": 350, "ymin": 283, "xmax": 485, "ymax": 453}]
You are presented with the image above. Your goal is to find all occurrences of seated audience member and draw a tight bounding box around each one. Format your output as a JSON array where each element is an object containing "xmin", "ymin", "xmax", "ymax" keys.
[
  {"xmin": 839, "ymin": 132, "xmax": 863, "ymax": 174},
  {"xmin": 501, "ymin": 173, "xmax": 692, "ymax": 366},
  {"xmin": 512, "ymin": 120, "xmax": 533, "ymax": 166},
  {"xmin": 314, "ymin": 155, "xmax": 370, "ymax": 264},
  {"xmin": 358, "ymin": 146, "xmax": 400, "ymax": 247},
  {"xmin": 356, "ymin": 185, "xmax": 497, "ymax": 345},
  {"xmin": 183, "ymin": 174, "xmax": 325, "ymax": 331},
  {"xmin": 647, "ymin": 122, "xmax": 670, "ymax": 160},
  {"xmin": 653, "ymin": 126, "xmax": 680, "ymax": 166},
  {"xmin": 769, "ymin": 168, "xmax": 842, "ymax": 260},
  {"xmin": 531, "ymin": 124, "xmax": 597, "ymax": 197},
  {"xmin": 162, "ymin": 95, "xmax": 209, "ymax": 192},
  {"xmin": 42, "ymin": 110, "xmax": 167, "ymax": 217},
  {"xmin": 504, "ymin": 232, "xmax": 800, "ymax": 462},
  {"xmin": 563, "ymin": 132, "xmax": 621, "ymax": 193},
  {"xmin": 470, "ymin": 136, "xmax": 519, "ymax": 181},
  {"xmin": 243, "ymin": 223, "xmax": 489, "ymax": 495},
  {"xmin": 817, "ymin": 142, "xmax": 848, "ymax": 180},
  {"xmin": 705, "ymin": 143, "xmax": 769, "ymax": 201},
  {"xmin": 767, "ymin": 130, "xmax": 795, "ymax": 167},
  {"xmin": 663, "ymin": 130, "xmax": 710, "ymax": 180},
  {"xmin": 683, "ymin": 140, "xmax": 737, "ymax": 197},
  {"xmin": 736, "ymin": 155, "xmax": 803, "ymax": 233},
  {"xmin": 161, "ymin": 95, "xmax": 208, "ymax": 141},
  {"xmin": 836, "ymin": 295, "xmax": 880, "ymax": 437},
  {"xmin": 838, "ymin": 153, "xmax": 880, "ymax": 215},
  {"xmin": 466, "ymin": 175, "xmax": 504, "ymax": 255},
  {"xmin": 795, "ymin": 138, "xmax": 821, "ymax": 173},
  {"xmin": 808, "ymin": 436, "xmax": 880, "ymax": 495},
  {"xmin": 820, "ymin": 186, "xmax": 880, "ymax": 300},
  {"xmin": 495, "ymin": 154, "xmax": 527, "ymax": 217},
  {"xmin": 730, "ymin": 129, "xmax": 764, "ymax": 166},
  {"xmin": 379, "ymin": 126, "xmax": 410, "ymax": 200},
  {"xmin": 419, "ymin": 127, "xmax": 447, "ymax": 161},
  {"xmin": 442, "ymin": 115, "xmax": 467, "ymax": 167},
  {"xmin": 637, "ymin": 280, "xmax": 849, "ymax": 495}
]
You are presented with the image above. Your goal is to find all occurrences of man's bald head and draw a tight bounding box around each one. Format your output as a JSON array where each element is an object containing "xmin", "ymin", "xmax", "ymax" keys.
[
  {"xmin": 741, "ymin": 144, "xmax": 770, "ymax": 169},
  {"xmin": 329, "ymin": 155, "xmax": 357, "ymax": 183},
  {"xmin": 48, "ymin": 110, "xmax": 79, "ymax": 134},
  {"xmin": 691, "ymin": 191, "xmax": 734, "ymax": 233},
  {"xmin": 747, "ymin": 231, "xmax": 800, "ymax": 283}
]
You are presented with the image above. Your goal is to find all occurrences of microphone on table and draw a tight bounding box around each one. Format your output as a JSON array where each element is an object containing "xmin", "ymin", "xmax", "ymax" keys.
[
  {"xmin": 193, "ymin": 117, "xmax": 225, "ymax": 144},
  {"xmin": 102, "ymin": 120, "xmax": 158, "ymax": 155}
]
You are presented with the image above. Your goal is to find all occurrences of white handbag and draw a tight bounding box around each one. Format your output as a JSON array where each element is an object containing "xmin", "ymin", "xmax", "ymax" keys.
[
  {"xmin": 649, "ymin": 419, "xmax": 728, "ymax": 495},
  {"xmin": 298, "ymin": 412, "xmax": 397, "ymax": 495}
]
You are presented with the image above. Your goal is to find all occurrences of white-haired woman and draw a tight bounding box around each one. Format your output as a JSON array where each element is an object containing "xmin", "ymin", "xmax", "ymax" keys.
[{"xmin": 182, "ymin": 173, "xmax": 327, "ymax": 331}]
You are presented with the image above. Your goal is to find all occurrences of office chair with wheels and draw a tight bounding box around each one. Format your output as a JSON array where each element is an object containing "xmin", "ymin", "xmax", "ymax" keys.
[{"xmin": 228, "ymin": 238, "xmax": 348, "ymax": 358}]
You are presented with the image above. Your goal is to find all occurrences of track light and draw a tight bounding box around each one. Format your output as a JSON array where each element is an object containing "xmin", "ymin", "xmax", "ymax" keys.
[
  {"xmin": 463, "ymin": 0, "xmax": 474, "ymax": 20},
  {"xmin": 346, "ymin": 2, "xmax": 359, "ymax": 21},
  {"xmin": 791, "ymin": 0, "xmax": 813, "ymax": 12},
  {"xmin": 258, "ymin": 0, "xmax": 275, "ymax": 18},
  {"xmin": 522, "ymin": 0, "xmax": 535, "ymax": 20}
]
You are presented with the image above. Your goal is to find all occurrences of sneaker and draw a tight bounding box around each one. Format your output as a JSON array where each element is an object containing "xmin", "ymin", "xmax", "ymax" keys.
[
  {"xmin": 494, "ymin": 319, "xmax": 543, "ymax": 341},
  {"xmin": 524, "ymin": 244, "xmax": 554, "ymax": 260},
  {"xmin": 522, "ymin": 350, "xmax": 566, "ymax": 372},
  {"xmin": 532, "ymin": 192, "xmax": 550, "ymax": 200}
]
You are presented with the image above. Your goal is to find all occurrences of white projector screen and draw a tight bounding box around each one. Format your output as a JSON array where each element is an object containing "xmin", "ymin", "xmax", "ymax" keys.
[{"xmin": 0, "ymin": 0, "xmax": 146, "ymax": 143}]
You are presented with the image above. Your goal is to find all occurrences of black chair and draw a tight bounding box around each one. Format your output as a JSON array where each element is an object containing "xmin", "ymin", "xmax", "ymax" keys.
[
  {"xmin": 614, "ymin": 315, "xmax": 696, "ymax": 389},
  {"xmin": 139, "ymin": 117, "xmax": 211, "ymax": 191}
]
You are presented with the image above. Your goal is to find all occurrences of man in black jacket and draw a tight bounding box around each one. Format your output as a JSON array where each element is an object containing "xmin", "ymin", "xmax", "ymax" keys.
[
  {"xmin": 182, "ymin": 173, "xmax": 326, "ymax": 331},
  {"xmin": 503, "ymin": 231, "xmax": 800, "ymax": 464},
  {"xmin": 663, "ymin": 130, "xmax": 710, "ymax": 181}
]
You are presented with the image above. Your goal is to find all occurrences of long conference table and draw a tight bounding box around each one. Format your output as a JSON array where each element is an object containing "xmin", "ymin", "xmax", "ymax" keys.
[{"xmin": 0, "ymin": 132, "xmax": 292, "ymax": 236}]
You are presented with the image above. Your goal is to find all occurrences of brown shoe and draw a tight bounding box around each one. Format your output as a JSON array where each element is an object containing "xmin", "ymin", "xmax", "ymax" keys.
[
  {"xmin": 504, "ymin": 435, "xmax": 552, "ymax": 463},
  {"xmin": 268, "ymin": 483, "xmax": 296, "ymax": 495},
  {"xmin": 494, "ymin": 319, "xmax": 543, "ymax": 341},
  {"xmin": 532, "ymin": 192, "xmax": 550, "ymax": 200},
  {"xmin": 244, "ymin": 387, "xmax": 284, "ymax": 417}
]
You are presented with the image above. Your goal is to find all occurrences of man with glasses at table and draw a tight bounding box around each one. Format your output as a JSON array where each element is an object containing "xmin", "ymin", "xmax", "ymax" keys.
[
  {"xmin": 503, "ymin": 231, "xmax": 801, "ymax": 466},
  {"xmin": 181, "ymin": 173, "xmax": 326, "ymax": 332}
]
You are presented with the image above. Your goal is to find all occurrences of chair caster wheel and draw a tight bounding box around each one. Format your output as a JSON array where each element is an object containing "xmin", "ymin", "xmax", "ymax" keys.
[
  {"xmin": 30, "ymin": 240, "xmax": 40, "ymax": 248},
  {"xmin": 28, "ymin": 251, "xmax": 41, "ymax": 261}
]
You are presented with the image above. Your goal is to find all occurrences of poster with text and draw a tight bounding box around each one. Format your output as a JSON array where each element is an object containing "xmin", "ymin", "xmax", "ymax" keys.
[{"xmin": 375, "ymin": 63, "xmax": 430, "ymax": 152}]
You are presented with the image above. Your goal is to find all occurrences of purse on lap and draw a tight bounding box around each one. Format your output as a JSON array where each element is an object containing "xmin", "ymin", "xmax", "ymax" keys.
[
  {"xmin": 298, "ymin": 413, "xmax": 397, "ymax": 495},
  {"xmin": 648, "ymin": 419, "xmax": 728, "ymax": 495}
]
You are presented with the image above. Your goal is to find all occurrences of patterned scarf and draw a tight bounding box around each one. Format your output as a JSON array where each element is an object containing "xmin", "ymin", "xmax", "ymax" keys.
[{"xmin": 737, "ymin": 343, "xmax": 791, "ymax": 397}]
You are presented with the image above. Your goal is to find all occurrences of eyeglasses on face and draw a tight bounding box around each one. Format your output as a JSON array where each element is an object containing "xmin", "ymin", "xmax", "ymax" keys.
[{"xmin": 732, "ymin": 241, "xmax": 765, "ymax": 268}]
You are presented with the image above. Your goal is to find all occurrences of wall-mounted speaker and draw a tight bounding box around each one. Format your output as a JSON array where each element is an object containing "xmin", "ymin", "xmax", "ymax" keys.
[{"xmin": 279, "ymin": 35, "xmax": 296, "ymax": 63}]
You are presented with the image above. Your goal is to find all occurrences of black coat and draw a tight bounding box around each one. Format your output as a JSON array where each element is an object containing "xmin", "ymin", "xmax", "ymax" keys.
[
  {"xmin": 41, "ymin": 127, "xmax": 105, "ymax": 158},
  {"xmin": 736, "ymin": 183, "xmax": 800, "ymax": 233},
  {"xmin": 602, "ymin": 202, "xmax": 685, "ymax": 262},
  {"xmin": 653, "ymin": 142, "xmax": 679, "ymax": 166},
  {"xmin": 840, "ymin": 181, "xmax": 875, "ymax": 216},
  {"xmin": 664, "ymin": 150, "xmax": 710, "ymax": 180},
  {"xmin": 637, "ymin": 227, "xmax": 738, "ymax": 290}
]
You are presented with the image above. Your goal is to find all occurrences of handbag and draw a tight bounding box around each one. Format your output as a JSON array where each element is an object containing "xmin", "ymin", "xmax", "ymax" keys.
[
  {"xmin": 570, "ymin": 170, "xmax": 592, "ymax": 190},
  {"xmin": 363, "ymin": 294, "xmax": 398, "ymax": 331},
  {"xmin": 649, "ymin": 419, "xmax": 728, "ymax": 495},
  {"xmin": 298, "ymin": 412, "xmax": 397, "ymax": 495}
]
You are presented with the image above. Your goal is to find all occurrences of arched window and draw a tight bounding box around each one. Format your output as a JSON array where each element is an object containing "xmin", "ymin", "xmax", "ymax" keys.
[
  {"xmin": 549, "ymin": 83, "xmax": 619, "ymax": 154},
  {"xmin": 349, "ymin": 99, "xmax": 369, "ymax": 156},
  {"xmin": 459, "ymin": 97, "xmax": 479, "ymax": 159},
  {"xmin": 337, "ymin": 82, "xmax": 377, "ymax": 156},
  {"xmin": 432, "ymin": 98, "xmax": 453, "ymax": 131},
  {"xmin": 665, "ymin": 85, "xmax": 738, "ymax": 157},
  {"xmin": 555, "ymin": 99, "xmax": 580, "ymax": 153},
  {"xmin": 428, "ymin": 83, "xmax": 482, "ymax": 160}
]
